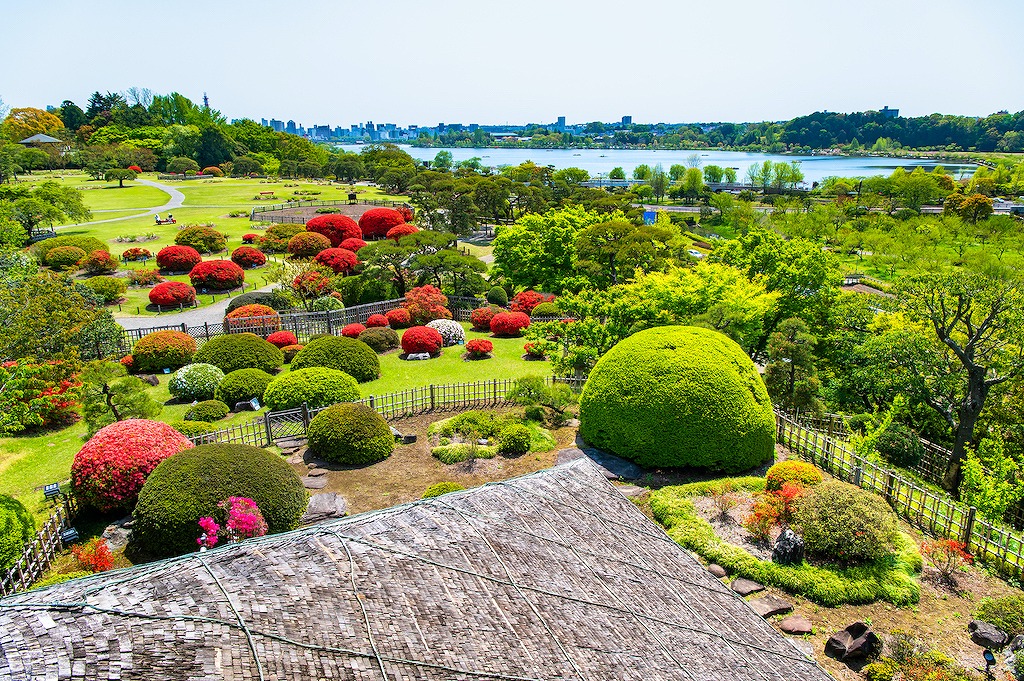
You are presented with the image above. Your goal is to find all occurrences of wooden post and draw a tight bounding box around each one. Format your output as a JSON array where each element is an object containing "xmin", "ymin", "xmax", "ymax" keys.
[
  {"xmin": 430, "ymin": 385, "xmax": 436, "ymax": 411},
  {"xmin": 963, "ymin": 506, "xmax": 978, "ymax": 548},
  {"xmin": 884, "ymin": 471, "xmax": 895, "ymax": 503},
  {"xmin": 852, "ymin": 465, "xmax": 863, "ymax": 487},
  {"xmin": 264, "ymin": 412, "xmax": 273, "ymax": 447},
  {"xmin": 204, "ymin": 323, "xmax": 210, "ymax": 341},
  {"xmin": 301, "ymin": 402, "xmax": 310, "ymax": 430}
]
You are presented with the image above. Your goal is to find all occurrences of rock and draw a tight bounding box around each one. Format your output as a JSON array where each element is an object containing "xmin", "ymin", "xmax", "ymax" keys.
[
  {"xmin": 749, "ymin": 595, "xmax": 794, "ymax": 618},
  {"xmin": 286, "ymin": 454, "xmax": 303, "ymax": 465},
  {"xmin": 301, "ymin": 476, "xmax": 327, "ymax": 490},
  {"xmin": 1011, "ymin": 634, "xmax": 1024, "ymax": 653},
  {"xmin": 101, "ymin": 518, "xmax": 133, "ymax": 553},
  {"xmin": 307, "ymin": 468, "xmax": 327, "ymax": 477},
  {"xmin": 969, "ymin": 620, "xmax": 1009, "ymax": 649},
  {"xmin": 557, "ymin": 443, "xmax": 643, "ymax": 481},
  {"xmin": 565, "ymin": 418, "xmax": 580, "ymax": 428},
  {"xmin": 407, "ymin": 352, "xmax": 431, "ymax": 361},
  {"xmin": 137, "ymin": 374, "xmax": 160, "ymax": 387},
  {"xmin": 300, "ymin": 492, "xmax": 348, "ymax": 524},
  {"xmin": 772, "ymin": 529, "xmax": 805, "ymax": 565},
  {"xmin": 477, "ymin": 439, "xmax": 489, "ymax": 446},
  {"xmin": 615, "ymin": 485, "xmax": 647, "ymax": 499},
  {"xmin": 731, "ymin": 578, "xmax": 765, "ymax": 596},
  {"xmin": 825, "ymin": 622, "xmax": 881, "ymax": 661},
  {"xmin": 779, "ymin": 615, "xmax": 813, "ymax": 635},
  {"xmin": 707, "ymin": 564, "xmax": 728, "ymax": 578},
  {"xmin": 234, "ymin": 400, "xmax": 255, "ymax": 412},
  {"xmin": 401, "ymin": 434, "xmax": 417, "ymax": 444},
  {"xmin": 307, "ymin": 462, "xmax": 317, "ymax": 469}
]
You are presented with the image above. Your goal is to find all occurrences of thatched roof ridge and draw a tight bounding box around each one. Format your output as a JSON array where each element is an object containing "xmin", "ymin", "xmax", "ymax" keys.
[{"xmin": 0, "ymin": 459, "xmax": 831, "ymax": 680}]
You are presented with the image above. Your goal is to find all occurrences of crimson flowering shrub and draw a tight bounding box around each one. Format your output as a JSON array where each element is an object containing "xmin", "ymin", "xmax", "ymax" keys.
[
  {"xmin": 149, "ymin": 281, "xmax": 196, "ymax": 307},
  {"xmin": 385, "ymin": 307, "xmax": 411, "ymax": 329},
  {"xmin": 490, "ymin": 311, "xmax": 531, "ymax": 337},
  {"xmin": 266, "ymin": 331, "xmax": 298, "ymax": 349},
  {"xmin": 127, "ymin": 165, "xmax": 143, "ymax": 173},
  {"xmin": 403, "ymin": 285, "xmax": 451, "ymax": 324},
  {"xmin": 0, "ymin": 360, "xmax": 81, "ymax": 435},
  {"xmin": 156, "ymin": 245, "xmax": 202, "ymax": 272},
  {"xmin": 313, "ymin": 247, "xmax": 358, "ymax": 274},
  {"xmin": 342, "ymin": 323, "xmax": 366, "ymax": 338},
  {"xmin": 339, "ymin": 237, "xmax": 367, "ymax": 252},
  {"xmin": 510, "ymin": 290, "xmax": 554, "ymax": 314},
  {"xmin": 292, "ymin": 270, "xmax": 332, "ymax": 299},
  {"xmin": 121, "ymin": 247, "xmax": 152, "ymax": 261},
  {"xmin": 127, "ymin": 268, "xmax": 163, "ymax": 286},
  {"xmin": 397, "ymin": 205, "xmax": 414, "ymax": 222},
  {"xmin": 71, "ymin": 419, "xmax": 194, "ymax": 512},
  {"xmin": 470, "ymin": 306, "xmax": 499, "ymax": 331},
  {"xmin": 921, "ymin": 539, "xmax": 972, "ymax": 583},
  {"xmin": 224, "ymin": 304, "xmax": 281, "ymax": 332},
  {"xmin": 359, "ymin": 207, "xmax": 405, "ymax": 238},
  {"xmin": 386, "ymin": 223, "xmax": 419, "ymax": 241},
  {"xmin": 120, "ymin": 355, "xmax": 134, "ymax": 372},
  {"xmin": 72, "ymin": 538, "xmax": 114, "ymax": 572},
  {"xmin": 401, "ymin": 326, "xmax": 444, "ymax": 354},
  {"xmin": 83, "ymin": 250, "xmax": 118, "ymax": 275},
  {"xmin": 230, "ymin": 246, "xmax": 266, "ymax": 269},
  {"xmin": 197, "ymin": 496, "xmax": 268, "ymax": 549},
  {"xmin": 189, "ymin": 259, "xmax": 245, "ymax": 291},
  {"xmin": 466, "ymin": 339, "xmax": 493, "ymax": 359},
  {"xmin": 287, "ymin": 231, "xmax": 332, "ymax": 258},
  {"xmin": 241, "ymin": 233, "xmax": 258, "ymax": 244},
  {"xmin": 306, "ymin": 214, "xmax": 361, "ymax": 246},
  {"xmin": 132, "ymin": 330, "xmax": 197, "ymax": 372},
  {"xmin": 366, "ymin": 314, "xmax": 389, "ymax": 328},
  {"xmin": 523, "ymin": 341, "xmax": 547, "ymax": 359}
]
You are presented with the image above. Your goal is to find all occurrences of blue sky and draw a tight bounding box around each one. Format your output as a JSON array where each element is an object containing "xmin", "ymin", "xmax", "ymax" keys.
[{"xmin": 2, "ymin": 0, "xmax": 1022, "ymax": 126}]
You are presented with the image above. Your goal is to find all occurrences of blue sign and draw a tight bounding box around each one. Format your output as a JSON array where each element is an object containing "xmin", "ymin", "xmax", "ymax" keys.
[{"xmin": 643, "ymin": 211, "xmax": 657, "ymax": 225}]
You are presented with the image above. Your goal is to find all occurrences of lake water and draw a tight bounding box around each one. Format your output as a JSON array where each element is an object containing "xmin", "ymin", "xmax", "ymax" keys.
[{"xmin": 337, "ymin": 144, "xmax": 976, "ymax": 184}]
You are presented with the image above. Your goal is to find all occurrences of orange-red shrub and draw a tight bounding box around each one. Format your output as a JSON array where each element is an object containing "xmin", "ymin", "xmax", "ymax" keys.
[
  {"xmin": 306, "ymin": 214, "xmax": 361, "ymax": 246},
  {"xmin": 359, "ymin": 207, "xmax": 405, "ymax": 238}
]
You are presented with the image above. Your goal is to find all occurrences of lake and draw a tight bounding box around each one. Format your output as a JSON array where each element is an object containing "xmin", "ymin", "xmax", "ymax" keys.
[{"xmin": 336, "ymin": 145, "xmax": 976, "ymax": 184}]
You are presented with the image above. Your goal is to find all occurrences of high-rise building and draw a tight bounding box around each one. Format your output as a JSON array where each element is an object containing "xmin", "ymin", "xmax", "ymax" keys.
[
  {"xmin": 880, "ymin": 106, "xmax": 899, "ymax": 118},
  {"xmin": 261, "ymin": 118, "xmax": 269, "ymax": 127},
  {"xmin": 556, "ymin": 116, "xmax": 566, "ymax": 130},
  {"xmin": 286, "ymin": 120, "xmax": 297, "ymax": 135},
  {"xmin": 621, "ymin": 115, "xmax": 632, "ymax": 125},
  {"xmin": 269, "ymin": 119, "xmax": 284, "ymax": 132}
]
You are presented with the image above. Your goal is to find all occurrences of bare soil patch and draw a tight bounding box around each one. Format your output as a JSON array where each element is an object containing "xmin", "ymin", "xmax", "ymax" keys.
[{"xmin": 262, "ymin": 203, "xmax": 386, "ymax": 224}]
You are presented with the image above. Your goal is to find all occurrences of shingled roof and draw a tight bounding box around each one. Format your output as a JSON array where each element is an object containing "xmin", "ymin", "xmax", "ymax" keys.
[{"xmin": 0, "ymin": 460, "xmax": 831, "ymax": 680}]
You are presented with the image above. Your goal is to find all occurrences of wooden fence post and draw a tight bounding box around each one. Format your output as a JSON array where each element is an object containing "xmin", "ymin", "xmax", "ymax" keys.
[
  {"xmin": 852, "ymin": 465, "xmax": 863, "ymax": 487},
  {"xmin": 264, "ymin": 412, "xmax": 273, "ymax": 446},
  {"xmin": 301, "ymin": 402, "xmax": 310, "ymax": 430},
  {"xmin": 884, "ymin": 471, "xmax": 895, "ymax": 503},
  {"xmin": 430, "ymin": 385, "xmax": 436, "ymax": 411},
  {"xmin": 963, "ymin": 506, "xmax": 978, "ymax": 548}
]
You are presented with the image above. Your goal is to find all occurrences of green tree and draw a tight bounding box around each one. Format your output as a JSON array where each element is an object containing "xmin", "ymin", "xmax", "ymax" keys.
[
  {"xmin": 763, "ymin": 317, "xmax": 822, "ymax": 414},
  {"xmin": 723, "ymin": 167, "xmax": 738, "ymax": 183},
  {"xmin": 703, "ymin": 165, "xmax": 725, "ymax": 183},
  {"xmin": 104, "ymin": 168, "xmax": 137, "ymax": 188},
  {"xmin": 669, "ymin": 164, "xmax": 686, "ymax": 182},
  {"xmin": 608, "ymin": 167, "xmax": 626, "ymax": 180},
  {"xmin": 80, "ymin": 360, "xmax": 162, "ymax": 436},
  {"xmin": 1, "ymin": 108, "xmax": 64, "ymax": 141},
  {"xmin": 432, "ymin": 150, "xmax": 453, "ymax": 172},
  {"xmin": 0, "ymin": 272, "xmax": 106, "ymax": 361},
  {"xmin": 632, "ymin": 164, "xmax": 652, "ymax": 181},
  {"xmin": 649, "ymin": 164, "xmax": 668, "ymax": 204},
  {"xmin": 894, "ymin": 168, "xmax": 940, "ymax": 212},
  {"xmin": 575, "ymin": 218, "xmax": 673, "ymax": 287},
  {"xmin": 680, "ymin": 167, "xmax": 704, "ymax": 205},
  {"xmin": 960, "ymin": 436, "xmax": 1023, "ymax": 522}
]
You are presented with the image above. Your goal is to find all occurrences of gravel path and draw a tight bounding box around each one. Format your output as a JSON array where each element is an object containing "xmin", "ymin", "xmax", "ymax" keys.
[{"xmin": 116, "ymin": 285, "xmax": 274, "ymax": 330}]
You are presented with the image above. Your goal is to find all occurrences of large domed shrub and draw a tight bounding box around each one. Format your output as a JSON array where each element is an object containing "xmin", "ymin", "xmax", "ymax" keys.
[
  {"xmin": 193, "ymin": 333, "xmax": 284, "ymax": 374},
  {"xmin": 45, "ymin": 246, "xmax": 87, "ymax": 271},
  {"xmin": 313, "ymin": 247, "xmax": 358, "ymax": 274},
  {"xmin": 224, "ymin": 304, "xmax": 281, "ymax": 332},
  {"xmin": 0, "ymin": 495, "xmax": 35, "ymax": 571},
  {"xmin": 386, "ymin": 223, "xmax": 419, "ymax": 241},
  {"xmin": 341, "ymin": 323, "xmax": 366, "ymax": 339},
  {"xmin": 530, "ymin": 301, "xmax": 560, "ymax": 318},
  {"xmin": 875, "ymin": 423, "xmax": 925, "ymax": 468},
  {"xmin": 490, "ymin": 311, "xmax": 531, "ymax": 337},
  {"xmin": 765, "ymin": 460, "xmax": 823, "ymax": 492},
  {"xmin": 149, "ymin": 281, "xmax": 197, "ymax": 307},
  {"xmin": 287, "ymin": 232, "xmax": 332, "ymax": 258},
  {"xmin": 793, "ymin": 480, "xmax": 900, "ymax": 563},
  {"xmin": 258, "ymin": 224, "xmax": 304, "ymax": 253},
  {"xmin": 306, "ymin": 403, "xmax": 394, "ymax": 465},
  {"xmin": 366, "ymin": 314, "xmax": 389, "ymax": 328},
  {"xmin": 427, "ymin": 319, "xmax": 465, "ymax": 347},
  {"xmin": 31, "ymin": 235, "xmax": 108, "ymax": 263},
  {"xmin": 579, "ymin": 326, "xmax": 775, "ymax": 473},
  {"xmin": 82, "ymin": 275, "xmax": 127, "ymax": 304},
  {"xmin": 290, "ymin": 336, "xmax": 380, "ymax": 382},
  {"xmin": 133, "ymin": 330, "xmax": 197, "ymax": 372},
  {"xmin": 156, "ymin": 245, "xmax": 202, "ymax": 272},
  {"xmin": 385, "ymin": 307, "xmax": 411, "ymax": 328},
  {"xmin": 403, "ymin": 285, "xmax": 450, "ymax": 324},
  {"xmin": 168, "ymin": 363, "xmax": 225, "ymax": 401},
  {"xmin": 510, "ymin": 290, "xmax": 553, "ymax": 314},
  {"xmin": 215, "ymin": 368, "xmax": 274, "ymax": 406},
  {"xmin": 175, "ymin": 226, "xmax": 226, "ymax": 253},
  {"xmin": 263, "ymin": 367, "xmax": 360, "ymax": 410},
  {"xmin": 189, "ymin": 259, "xmax": 245, "ymax": 291},
  {"xmin": 292, "ymin": 270, "xmax": 331, "ymax": 298},
  {"xmin": 266, "ymin": 330, "xmax": 297, "ymax": 349},
  {"xmin": 230, "ymin": 246, "xmax": 266, "ymax": 269},
  {"xmin": 358, "ymin": 207, "xmax": 405, "ymax": 238},
  {"xmin": 130, "ymin": 444, "xmax": 307, "ymax": 558},
  {"xmin": 71, "ymin": 420, "xmax": 194, "ymax": 512},
  {"xmin": 486, "ymin": 286, "xmax": 508, "ymax": 307},
  {"xmin": 339, "ymin": 237, "xmax": 367, "ymax": 253},
  {"xmin": 401, "ymin": 326, "xmax": 443, "ymax": 355},
  {"xmin": 358, "ymin": 327, "xmax": 400, "ymax": 353},
  {"xmin": 306, "ymin": 214, "xmax": 361, "ymax": 246}
]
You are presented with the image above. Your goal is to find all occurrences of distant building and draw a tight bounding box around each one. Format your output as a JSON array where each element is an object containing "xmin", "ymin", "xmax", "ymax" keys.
[
  {"xmin": 556, "ymin": 115, "xmax": 566, "ymax": 130},
  {"xmin": 622, "ymin": 115, "xmax": 632, "ymax": 125},
  {"xmin": 285, "ymin": 120, "xmax": 297, "ymax": 135},
  {"xmin": 880, "ymin": 106, "xmax": 899, "ymax": 118},
  {"xmin": 269, "ymin": 119, "xmax": 284, "ymax": 132},
  {"xmin": 261, "ymin": 118, "xmax": 269, "ymax": 127}
]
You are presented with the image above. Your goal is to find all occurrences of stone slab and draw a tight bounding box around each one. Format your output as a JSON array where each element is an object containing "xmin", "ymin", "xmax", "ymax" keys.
[
  {"xmin": 731, "ymin": 578, "xmax": 765, "ymax": 596},
  {"xmin": 301, "ymin": 476, "xmax": 328, "ymax": 490},
  {"xmin": 300, "ymin": 492, "xmax": 348, "ymax": 524},
  {"xmin": 749, "ymin": 595, "xmax": 794, "ymax": 618},
  {"xmin": 780, "ymin": 615, "xmax": 813, "ymax": 635},
  {"xmin": 708, "ymin": 564, "xmax": 728, "ymax": 578}
]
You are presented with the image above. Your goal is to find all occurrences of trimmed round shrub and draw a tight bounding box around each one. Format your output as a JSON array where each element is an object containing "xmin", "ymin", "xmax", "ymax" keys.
[
  {"xmin": 242, "ymin": 233, "xmax": 258, "ymax": 244},
  {"xmin": 402, "ymin": 326, "xmax": 443, "ymax": 355},
  {"xmin": 358, "ymin": 327, "xmax": 400, "ymax": 353},
  {"xmin": 130, "ymin": 444, "xmax": 307, "ymax": 558},
  {"xmin": 184, "ymin": 400, "xmax": 230, "ymax": 422},
  {"xmin": 133, "ymin": 329, "xmax": 197, "ymax": 372},
  {"xmin": 1, "ymin": 495, "xmax": 35, "ymax": 571},
  {"xmin": 579, "ymin": 326, "xmax": 775, "ymax": 473},
  {"xmin": 215, "ymin": 368, "xmax": 274, "ymax": 406},
  {"xmin": 202, "ymin": 166, "xmax": 224, "ymax": 177},
  {"xmin": 30, "ymin": 235, "xmax": 107, "ymax": 263},
  {"xmin": 385, "ymin": 307, "xmax": 411, "ymax": 328},
  {"xmin": 306, "ymin": 214, "xmax": 361, "ymax": 246},
  {"xmin": 422, "ymin": 482, "xmax": 465, "ymax": 499},
  {"xmin": 404, "ymin": 285, "xmax": 450, "ymax": 324},
  {"xmin": 340, "ymin": 237, "xmax": 367, "ymax": 252},
  {"xmin": 486, "ymin": 286, "xmax": 508, "ymax": 306},
  {"xmin": 259, "ymin": 224, "xmax": 304, "ymax": 253},
  {"xmin": 306, "ymin": 403, "xmax": 394, "ymax": 465},
  {"xmin": 281, "ymin": 344, "xmax": 303, "ymax": 363},
  {"xmin": 365, "ymin": 314, "xmax": 389, "ymax": 328},
  {"xmin": 386, "ymin": 223, "xmax": 419, "ymax": 241},
  {"xmin": 793, "ymin": 480, "xmax": 900, "ymax": 563},
  {"xmin": 168, "ymin": 420, "xmax": 215, "ymax": 438},
  {"xmin": 266, "ymin": 331, "xmax": 297, "ymax": 349},
  {"xmin": 156, "ymin": 245, "xmax": 202, "ymax": 272},
  {"xmin": 470, "ymin": 306, "xmax": 500, "ymax": 331},
  {"xmin": 169, "ymin": 363, "xmax": 225, "ymax": 401},
  {"xmin": 765, "ymin": 460, "xmax": 823, "ymax": 492},
  {"xmin": 876, "ymin": 423, "xmax": 925, "ymax": 468},
  {"xmin": 189, "ymin": 259, "xmax": 245, "ymax": 291},
  {"xmin": 175, "ymin": 226, "xmax": 226, "ymax": 253},
  {"xmin": 263, "ymin": 367, "xmax": 360, "ymax": 411},
  {"xmin": 510, "ymin": 290, "xmax": 552, "ymax": 314},
  {"xmin": 359, "ymin": 207, "xmax": 405, "ymax": 238},
  {"xmin": 497, "ymin": 424, "xmax": 531, "ymax": 455},
  {"xmin": 292, "ymin": 270, "xmax": 331, "ymax": 298},
  {"xmin": 313, "ymin": 247, "xmax": 358, "ymax": 274},
  {"xmin": 291, "ymin": 336, "xmax": 380, "ymax": 382},
  {"xmin": 82, "ymin": 276, "xmax": 127, "ymax": 304},
  {"xmin": 466, "ymin": 338, "xmax": 493, "ymax": 358},
  {"xmin": 45, "ymin": 245, "xmax": 87, "ymax": 271},
  {"xmin": 71, "ymin": 420, "xmax": 194, "ymax": 512},
  {"xmin": 83, "ymin": 250, "xmax": 118, "ymax": 275},
  {"xmin": 121, "ymin": 247, "xmax": 152, "ymax": 262},
  {"xmin": 193, "ymin": 333, "xmax": 284, "ymax": 374},
  {"xmin": 341, "ymin": 323, "xmax": 366, "ymax": 338},
  {"xmin": 225, "ymin": 290, "xmax": 294, "ymax": 313},
  {"xmin": 224, "ymin": 304, "xmax": 281, "ymax": 332},
  {"xmin": 530, "ymin": 301, "xmax": 560, "ymax": 318},
  {"xmin": 149, "ymin": 281, "xmax": 197, "ymax": 307},
  {"xmin": 310, "ymin": 295, "xmax": 344, "ymax": 311},
  {"xmin": 490, "ymin": 311, "xmax": 531, "ymax": 337},
  {"xmin": 231, "ymin": 246, "xmax": 266, "ymax": 269},
  {"xmin": 427, "ymin": 319, "xmax": 465, "ymax": 346},
  {"xmin": 287, "ymin": 231, "xmax": 332, "ymax": 258}
]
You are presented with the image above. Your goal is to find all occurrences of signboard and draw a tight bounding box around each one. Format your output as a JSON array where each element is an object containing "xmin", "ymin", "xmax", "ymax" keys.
[
  {"xmin": 643, "ymin": 211, "xmax": 657, "ymax": 225},
  {"xmin": 249, "ymin": 398, "xmax": 261, "ymax": 410}
]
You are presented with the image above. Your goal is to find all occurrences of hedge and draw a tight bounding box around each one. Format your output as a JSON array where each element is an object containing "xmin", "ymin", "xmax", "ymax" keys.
[
  {"xmin": 490, "ymin": 311, "xmax": 531, "ymax": 337},
  {"xmin": 530, "ymin": 301, "xmax": 560, "ymax": 318},
  {"xmin": 470, "ymin": 306, "xmax": 500, "ymax": 331},
  {"xmin": 422, "ymin": 482, "xmax": 465, "ymax": 499},
  {"xmin": 133, "ymin": 330, "xmax": 197, "ymax": 372},
  {"xmin": 230, "ymin": 246, "xmax": 267, "ymax": 269},
  {"xmin": 497, "ymin": 424, "xmax": 531, "ymax": 455},
  {"xmin": 358, "ymin": 207, "xmax": 405, "ymax": 238},
  {"xmin": 215, "ymin": 368, "xmax": 274, "ymax": 406},
  {"xmin": 290, "ymin": 336, "xmax": 380, "ymax": 382},
  {"xmin": 287, "ymin": 231, "xmax": 332, "ymax": 258},
  {"xmin": 358, "ymin": 327, "xmax": 400, "ymax": 353},
  {"xmin": 510, "ymin": 290, "xmax": 553, "ymax": 314},
  {"xmin": 168, "ymin": 363, "xmax": 225, "ymax": 401},
  {"xmin": 156, "ymin": 245, "xmax": 202, "ymax": 272},
  {"xmin": 306, "ymin": 214, "xmax": 361, "ymax": 246},
  {"xmin": 175, "ymin": 226, "xmax": 226, "ymax": 253},
  {"xmin": 193, "ymin": 333, "xmax": 284, "ymax": 374},
  {"xmin": 263, "ymin": 367, "xmax": 360, "ymax": 411},
  {"xmin": 168, "ymin": 420, "xmax": 217, "ymax": 438},
  {"xmin": 149, "ymin": 281, "xmax": 196, "ymax": 307},
  {"xmin": 184, "ymin": 399, "xmax": 230, "ymax": 422},
  {"xmin": 130, "ymin": 444, "xmax": 307, "ymax": 558},
  {"xmin": 189, "ymin": 260, "xmax": 245, "ymax": 291},
  {"xmin": 30, "ymin": 235, "xmax": 108, "ymax": 263},
  {"xmin": 765, "ymin": 460, "xmax": 823, "ymax": 492},
  {"xmin": 313, "ymin": 247, "xmax": 358, "ymax": 274},
  {"xmin": 794, "ymin": 480, "xmax": 901, "ymax": 564},
  {"xmin": 45, "ymin": 246, "xmax": 87, "ymax": 271},
  {"xmin": 306, "ymin": 403, "xmax": 394, "ymax": 465},
  {"xmin": 1, "ymin": 495, "xmax": 35, "ymax": 571},
  {"xmin": 401, "ymin": 326, "xmax": 443, "ymax": 355},
  {"xmin": 579, "ymin": 326, "xmax": 775, "ymax": 473},
  {"xmin": 258, "ymin": 224, "xmax": 304, "ymax": 253}
]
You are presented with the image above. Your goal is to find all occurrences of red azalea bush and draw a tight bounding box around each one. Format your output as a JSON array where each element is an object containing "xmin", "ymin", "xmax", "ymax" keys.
[
  {"xmin": 292, "ymin": 270, "xmax": 332, "ymax": 298},
  {"xmin": 397, "ymin": 205, "xmax": 414, "ymax": 222},
  {"xmin": 341, "ymin": 323, "xmax": 366, "ymax": 338},
  {"xmin": 359, "ymin": 207, "xmax": 405, "ymax": 238},
  {"xmin": 149, "ymin": 281, "xmax": 197, "ymax": 307},
  {"xmin": 386, "ymin": 223, "xmax": 419, "ymax": 242},
  {"xmin": 132, "ymin": 330, "xmax": 197, "ymax": 372},
  {"xmin": 281, "ymin": 344, "xmax": 304, "ymax": 363},
  {"xmin": 470, "ymin": 306, "xmax": 498, "ymax": 331},
  {"xmin": 523, "ymin": 341, "xmax": 546, "ymax": 359},
  {"xmin": 509, "ymin": 290, "xmax": 555, "ymax": 315},
  {"xmin": 287, "ymin": 231, "xmax": 332, "ymax": 258},
  {"xmin": 189, "ymin": 259, "xmax": 245, "ymax": 291},
  {"xmin": 71, "ymin": 419, "xmax": 195, "ymax": 512},
  {"xmin": 339, "ymin": 237, "xmax": 367, "ymax": 252},
  {"xmin": 306, "ymin": 214, "xmax": 361, "ymax": 246},
  {"xmin": 466, "ymin": 339, "xmax": 493, "ymax": 359},
  {"xmin": 127, "ymin": 165, "xmax": 143, "ymax": 173},
  {"xmin": 72, "ymin": 538, "xmax": 114, "ymax": 572},
  {"xmin": 401, "ymin": 326, "xmax": 444, "ymax": 355},
  {"xmin": 224, "ymin": 304, "xmax": 280, "ymax": 332},
  {"xmin": 266, "ymin": 331, "xmax": 298, "ymax": 349},
  {"xmin": 0, "ymin": 359, "xmax": 81, "ymax": 433},
  {"xmin": 231, "ymin": 246, "xmax": 267, "ymax": 269},
  {"xmin": 120, "ymin": 355, "xmax": 134, "ymax": 371},
  {"xmin": 403, "ymin": 285, "xmax": 451, "ymax": 324},
  {"xmin": 84, "ymin": 250, "xmax": 118, "ymax": 275},
  {"xmin": 156, "ymin": 245, "xmax": 202, "ymax": 272},
  {"xmin": 314, "ymin": 247, "xmax": 358, "ymax": 274},
  {"xmin": 490, "ymin": 311, "xmax": 531, "ymax": 337},
  {"xmin": 127, "ymin": 268, "xmax": 163, "ymax": 286},
  {"xmin": 242, "ymin": 233, "xmax": 258, "ymax": 244},
  {"xmin": 122, "ymin": 247, "xmax": 152, "ymax": 261},
  {"xmin": 385, "ymin": 307, "xmax": 411, "ymax": 328},
  {"xmin": 366, "ymin": 314, "xmax": 389, "ymax": 328}
]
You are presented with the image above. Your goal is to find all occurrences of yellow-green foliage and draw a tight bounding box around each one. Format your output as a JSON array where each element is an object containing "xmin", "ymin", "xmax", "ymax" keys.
[
  {"xmin": 422, "ymin": 482, "xmax": 465, "ymax": 498},
  {"xmin": 263, "ymin": 367, "xmax": 359, "ymax": 411},
  {"xmin": 1, "ymin": 494, "xmax": 35, "ymax": 571},
  {"xmin": 649, "ymin": 480, "xmax": 921, "ymax": 607},
  {"xmin": 306, "ymin": 403, "xmax": 394, "ymax": 465},
  {"xmin": 432, "ymin": 443, "xmax": 498, "ymax": 464},
  {"xmin": 765, "ymin": 460, "xmax": 823, "ymax": 492},
  {"xmin": 290, "ymin": 336, "xmax": 380, "ymax": 383},
  {"xmin": 579, "ymin": 326, "xmax": 775, "ymax": 472},
  {"xmin": 30, "ymin": 570, "xmax": 93, "ymax": 590}
]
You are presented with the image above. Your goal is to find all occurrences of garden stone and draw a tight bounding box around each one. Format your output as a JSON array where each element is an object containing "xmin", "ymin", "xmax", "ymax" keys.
[
  {"xmin": 969, "ymin": 620, "xmax": 1009, "ymax": 649},
  {"xmin": 1011, "ymin": 634, "xmax": 1024, "ymax": 652},
  {"xmin": 307, "ymin": 468, "xmax": 326, "ymax": 477},
  {"xmin": 615, "ymin": 485, "xmax": 647, "ymax": 499},
  {"xmin": 825, "ymin": 622, "xmax": 880, "ymax": 661},
  {"xmin": 772, "ymin": 529, "xmax": 805, "ymax": 565},
  {"xmin": 749, "ymin": 595, "xmax": 793, "ymax": 618},
  {"xmin": 301, "ymin": 475, "xmax": 328, "ymax": 490},
  {"xmin": 407, "ymin": 352, "xmax": 431, "ymax": 361},
  {"xmin": 234, "ymin": 400, "xmax": 255, "ymax": 412},
  {"xmin": 779, "ymin": 615, "xmax": 813, "ymax": 635},
  {"xmin": 707, "ymin": 564, "xmax": 727, "ymax": 578},
  {"xmin": 101, "ymin": 518, "xmax": 133, "ymax": 553},
  {"xmin": 731, "ymin": 578, "xmax": 765, "ymax": 596},
  {"xmin": 138, "ymin": 374, "xmax": 160, "ymax": 387},
  {"xmin": 300, "ymin": 492, "xmax": 348, "ymax": 524}
]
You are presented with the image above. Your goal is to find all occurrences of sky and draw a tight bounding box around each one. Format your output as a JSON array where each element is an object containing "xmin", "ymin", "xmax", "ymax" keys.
[{"xmin": 3, "ymin": 0, "xmax": 1023, "ymax": 128}]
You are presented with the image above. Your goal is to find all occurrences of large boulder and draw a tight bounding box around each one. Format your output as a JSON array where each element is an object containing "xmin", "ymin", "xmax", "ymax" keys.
[
  {"xmin": 772, "ymin": 528, "xmax": 805, "ymax": 565},
  {"xmin": 825, "ymin": 622, "xmax": 881, "ymax": 661},
  {"xmin": 970, "ymin": 620, "xmax": 1009, "ymax": 649}
]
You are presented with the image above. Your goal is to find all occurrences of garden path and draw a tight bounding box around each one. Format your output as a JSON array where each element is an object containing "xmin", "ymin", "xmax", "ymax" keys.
[{"xmin": 117, "ymin": 284, "xmax": 274, "ymax": 329}]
